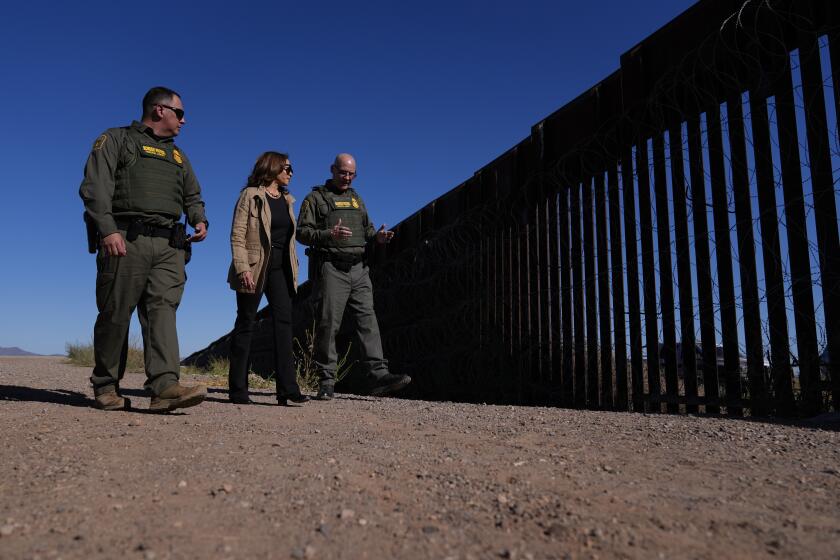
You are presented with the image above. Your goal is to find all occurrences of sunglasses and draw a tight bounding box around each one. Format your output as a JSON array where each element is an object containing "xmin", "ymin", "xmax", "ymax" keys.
[
  {"xmin": 158, "ymin": 104, "xmax": 185, "ymax": 120},
  {"xmin": 280, "ymin": 165, "xmax": 294, "ymax": 174}
]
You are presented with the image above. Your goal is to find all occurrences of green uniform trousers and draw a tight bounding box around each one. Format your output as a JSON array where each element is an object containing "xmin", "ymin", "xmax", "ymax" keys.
[
  {"xmin": 91, "ymin": 233, "xmax": 185, "ymax": 396},
  {"xmin": 313, "ymin": 260, "xmax": 389, "ymax": 386}
]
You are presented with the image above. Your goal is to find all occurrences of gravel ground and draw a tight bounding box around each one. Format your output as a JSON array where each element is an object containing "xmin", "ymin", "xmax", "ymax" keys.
[{"xmin": 1, "ymin": 356, "xmax": 839, "ymax": 560}]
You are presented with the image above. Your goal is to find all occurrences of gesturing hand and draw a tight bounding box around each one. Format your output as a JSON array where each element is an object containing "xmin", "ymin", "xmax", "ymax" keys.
[
  {"xmin": 101, "ymin": 232, "xmax": 127, "ymax": 257},
  {"xmin": 375, "ymin": 224, "xmax": 394, "ymax": 244},
  {"xmin": 330, "ymin": 218, "xmax": 353, "ymax": 240}
]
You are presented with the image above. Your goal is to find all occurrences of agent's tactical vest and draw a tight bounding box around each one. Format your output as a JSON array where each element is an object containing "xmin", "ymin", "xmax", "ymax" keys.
[
  {"xmin": 112, "ymin": 128, "xmax": 185, "ymax": 218},
  {"xmin": 310, "ymin": 186, "xmax": 368, "ymax": 249}
]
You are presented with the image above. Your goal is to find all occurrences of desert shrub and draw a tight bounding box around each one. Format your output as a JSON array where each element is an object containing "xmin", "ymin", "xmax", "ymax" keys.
[
  {"xmin": 65, "ymin": 337, "xmax": 144, "ymax": 372},
  {"xmin": 182, "ymin": 356, "xmax": 271, "ymax": 390},
  {"xmin": 294, "ymin": 321, "xmax": 355, "ymax": 392}
]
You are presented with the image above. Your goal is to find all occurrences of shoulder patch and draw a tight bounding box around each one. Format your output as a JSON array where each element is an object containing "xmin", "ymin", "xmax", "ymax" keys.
[
  {"xmin": 93, "ymin": 134, "xmax": 108, "ymax": 151},
  {"xmin": 172, "ymin": 149, "xmax": 183, "ymax": 164}
]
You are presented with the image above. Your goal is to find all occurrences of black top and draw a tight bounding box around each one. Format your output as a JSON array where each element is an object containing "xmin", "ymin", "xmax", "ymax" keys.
[{"xmin": 267, "ymin": 193, "xmax": 292, "ymax": 250}]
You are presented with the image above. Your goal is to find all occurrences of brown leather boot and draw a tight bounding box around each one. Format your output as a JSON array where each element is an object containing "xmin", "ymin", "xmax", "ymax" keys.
[
  {"xmin": 93, "ymin": 387, "xmax": 130, "ymax": 411},
  {"xmin": 149, "ymin": 382, "xmax": 207, "ymax": 412}
]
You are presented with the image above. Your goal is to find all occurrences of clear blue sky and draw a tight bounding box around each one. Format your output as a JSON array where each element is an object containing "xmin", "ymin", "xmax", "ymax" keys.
[{"xmin": 0, "ymin": 0, "xmax": 697, "ymax": 356}]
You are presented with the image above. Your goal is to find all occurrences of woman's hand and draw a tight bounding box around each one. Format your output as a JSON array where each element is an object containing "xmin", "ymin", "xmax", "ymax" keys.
[{"xmin": 239, "ymin": 271, "xmax": 256, "ymax": 291}]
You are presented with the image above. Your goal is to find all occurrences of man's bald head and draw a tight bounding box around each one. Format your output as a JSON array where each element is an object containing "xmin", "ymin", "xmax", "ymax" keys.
[
  {"xmin": 334, "ymin": 153, "xmax": 356, "ymax": 168},
  {"xmin": 330, "ymin": 153, "xmax": 357, "ymax": 192}
]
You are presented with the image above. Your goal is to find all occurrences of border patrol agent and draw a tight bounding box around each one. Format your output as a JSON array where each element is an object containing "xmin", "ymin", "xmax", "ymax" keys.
[
  {"xmin": 79, "ymin": 86, "xmax": 208, "ymax": 412},
  {"xmin": 297, "ymin": 153, "xmax": 411, "ymax": 399}
]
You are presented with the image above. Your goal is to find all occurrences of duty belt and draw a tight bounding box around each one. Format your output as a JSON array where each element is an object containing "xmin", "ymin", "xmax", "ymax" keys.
[
  {"xmin": 115, "ymin": 219, "xmax": 173, "ymax": 242},
  {"xmin": 306, "ymin": 249, "xmax": 365, "ymax": 265},
  {"xmin": 307, "ymin": 249, "xmax": 365, "ymax": 272}
]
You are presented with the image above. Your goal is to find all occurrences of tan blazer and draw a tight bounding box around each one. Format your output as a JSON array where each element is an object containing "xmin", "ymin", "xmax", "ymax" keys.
[{"xmin": 227, "ymin": 185, "xmax": 299, "ymax": 294}]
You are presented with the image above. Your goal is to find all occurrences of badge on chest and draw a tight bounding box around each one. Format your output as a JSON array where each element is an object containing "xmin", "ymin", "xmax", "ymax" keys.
[
  {"xmin": 140, "ymin": 145, "xmax": 184, "ymax": 167},
  {"xmin": 333, "ymin": 196, "xmax": 360, "ymax": 209}
]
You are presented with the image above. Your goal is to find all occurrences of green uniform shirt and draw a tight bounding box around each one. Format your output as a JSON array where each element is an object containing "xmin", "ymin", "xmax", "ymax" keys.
[
  {"xmin": 297, "ymin": 181, "xmax": 376, "ymax": 257},
  {"xmin": 79, "ymin": 120, "xmax": 207, "ymax": 237}
]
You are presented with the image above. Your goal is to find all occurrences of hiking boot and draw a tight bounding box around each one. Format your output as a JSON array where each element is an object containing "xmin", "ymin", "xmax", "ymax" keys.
[
  {"xmin": 314, "ymin": 385, "xmax": 334, "ymax": 401},
  {"xmin": 94, "ymin": 388, "xmax": 131, "ymax": 411},
  {"xmin": 369, "ymin": 373, "xmax": 411, "ymax": 397},
  {"xmin": 149, "ymin": 382, "xmax": 207, "ymax": 413}
]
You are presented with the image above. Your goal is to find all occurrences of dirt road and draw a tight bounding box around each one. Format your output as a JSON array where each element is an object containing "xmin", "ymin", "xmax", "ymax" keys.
[{"xmin": 1, "ymin": 356, "xmax": 838, "ymax": 559}]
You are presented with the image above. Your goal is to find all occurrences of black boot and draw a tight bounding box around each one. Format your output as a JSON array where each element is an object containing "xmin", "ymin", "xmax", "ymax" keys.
[
  {"xmin": 369, "ymin": 373, "xmax": 411, "ymax": 396},
  {"xmin": 314, "ymin": 384, "xmax": 334, "ymax": 401},
  {"xmin": 278, "ymin": 393, "xmax": 310, "ymax": 406}
]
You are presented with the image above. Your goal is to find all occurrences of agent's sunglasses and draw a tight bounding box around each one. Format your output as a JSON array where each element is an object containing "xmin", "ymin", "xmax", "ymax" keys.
[
  {"xmin": 158, "ymin": 104, "xmax": 185, "ymax": 120},
  {"xmin": 280, "ymin": 165, "xmax": 294, "ymax": 174}
]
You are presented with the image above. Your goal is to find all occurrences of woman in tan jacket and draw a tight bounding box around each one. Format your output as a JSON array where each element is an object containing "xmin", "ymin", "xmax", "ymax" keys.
[{"xmin": 227, "ymin": 151, "xmax": 308, "ymax": 406}]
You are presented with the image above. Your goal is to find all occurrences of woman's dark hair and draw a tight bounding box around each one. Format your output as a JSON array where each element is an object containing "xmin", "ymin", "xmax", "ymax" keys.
[{"xmin": 246, "ymin": 151, "xmax": 290, "ymax": 189}]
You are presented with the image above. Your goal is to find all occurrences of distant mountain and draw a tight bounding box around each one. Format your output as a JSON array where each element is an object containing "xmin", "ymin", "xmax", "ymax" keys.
[{"xmin": 0, "ymin": 346, "xmax": 40, "ymax": 356}]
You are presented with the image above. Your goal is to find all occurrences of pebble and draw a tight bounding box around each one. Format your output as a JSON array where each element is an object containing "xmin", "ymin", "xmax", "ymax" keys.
[
  {"xmin": 339, "ymin": 509, "xmax": 355, "ymax": 520},
  {"xmin": 178, "ymin": 480, "xmax": 187, "ymax": 488},
  {"xmin": 0, "ymin": 525, "xmax": 14, "ymax": 537},
  {"xmin": 291, "ymin": 545, "xmax": 317, "ymax": 559}
]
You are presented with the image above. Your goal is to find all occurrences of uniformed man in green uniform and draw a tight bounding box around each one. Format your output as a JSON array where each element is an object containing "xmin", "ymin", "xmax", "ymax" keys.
[
  {"xmin": 79, "ymin": 86, "xmax": 209, "ymax": 412},
  {"xmin": 297, "ymin": 153, "xmax": 412, "ymax": 400}
]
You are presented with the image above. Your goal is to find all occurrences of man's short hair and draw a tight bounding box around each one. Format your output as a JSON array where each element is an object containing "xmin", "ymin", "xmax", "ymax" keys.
[{"xmin": 142, "ymin": 86, "xmax": 180, "ymax": 118}]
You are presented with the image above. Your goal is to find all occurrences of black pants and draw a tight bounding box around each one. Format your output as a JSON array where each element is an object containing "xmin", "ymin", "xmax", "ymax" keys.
[{"xmin": 228, "ymin": 252, "xmax": 299, "ymax": 400}]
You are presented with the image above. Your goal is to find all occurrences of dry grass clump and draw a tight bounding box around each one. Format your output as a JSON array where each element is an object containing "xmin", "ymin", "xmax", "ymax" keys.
[
  {"xmin": 294, "ymin": 322, "xmax": 354, "ymax": 392},
  {"xmin": 181, "ymin": 356, "xmax": 274, "ymax": 390},
  {"xmin": 65, "ymin": 338, "xmax": 144, "ymax": 372}
]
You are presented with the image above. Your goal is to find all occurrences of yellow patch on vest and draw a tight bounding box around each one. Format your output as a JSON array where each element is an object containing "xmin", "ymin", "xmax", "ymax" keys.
[
  {"xmin": 172, "ymin": 149, "xmax": 183, "ymax": 164},
  {"xmin": 351, "ymin": 197, "xmax": 359, "ymax": 209},
  {"xmin": 335, "ymin": 201, "xmax": 352, "ymax": 208},
  {"xmin": 93, "ymin": 134, "xmax": 108, "ymax": 150},
  {"xmin": 141, "ymin": 145, "xmax": 167, "ymax": 157}
]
